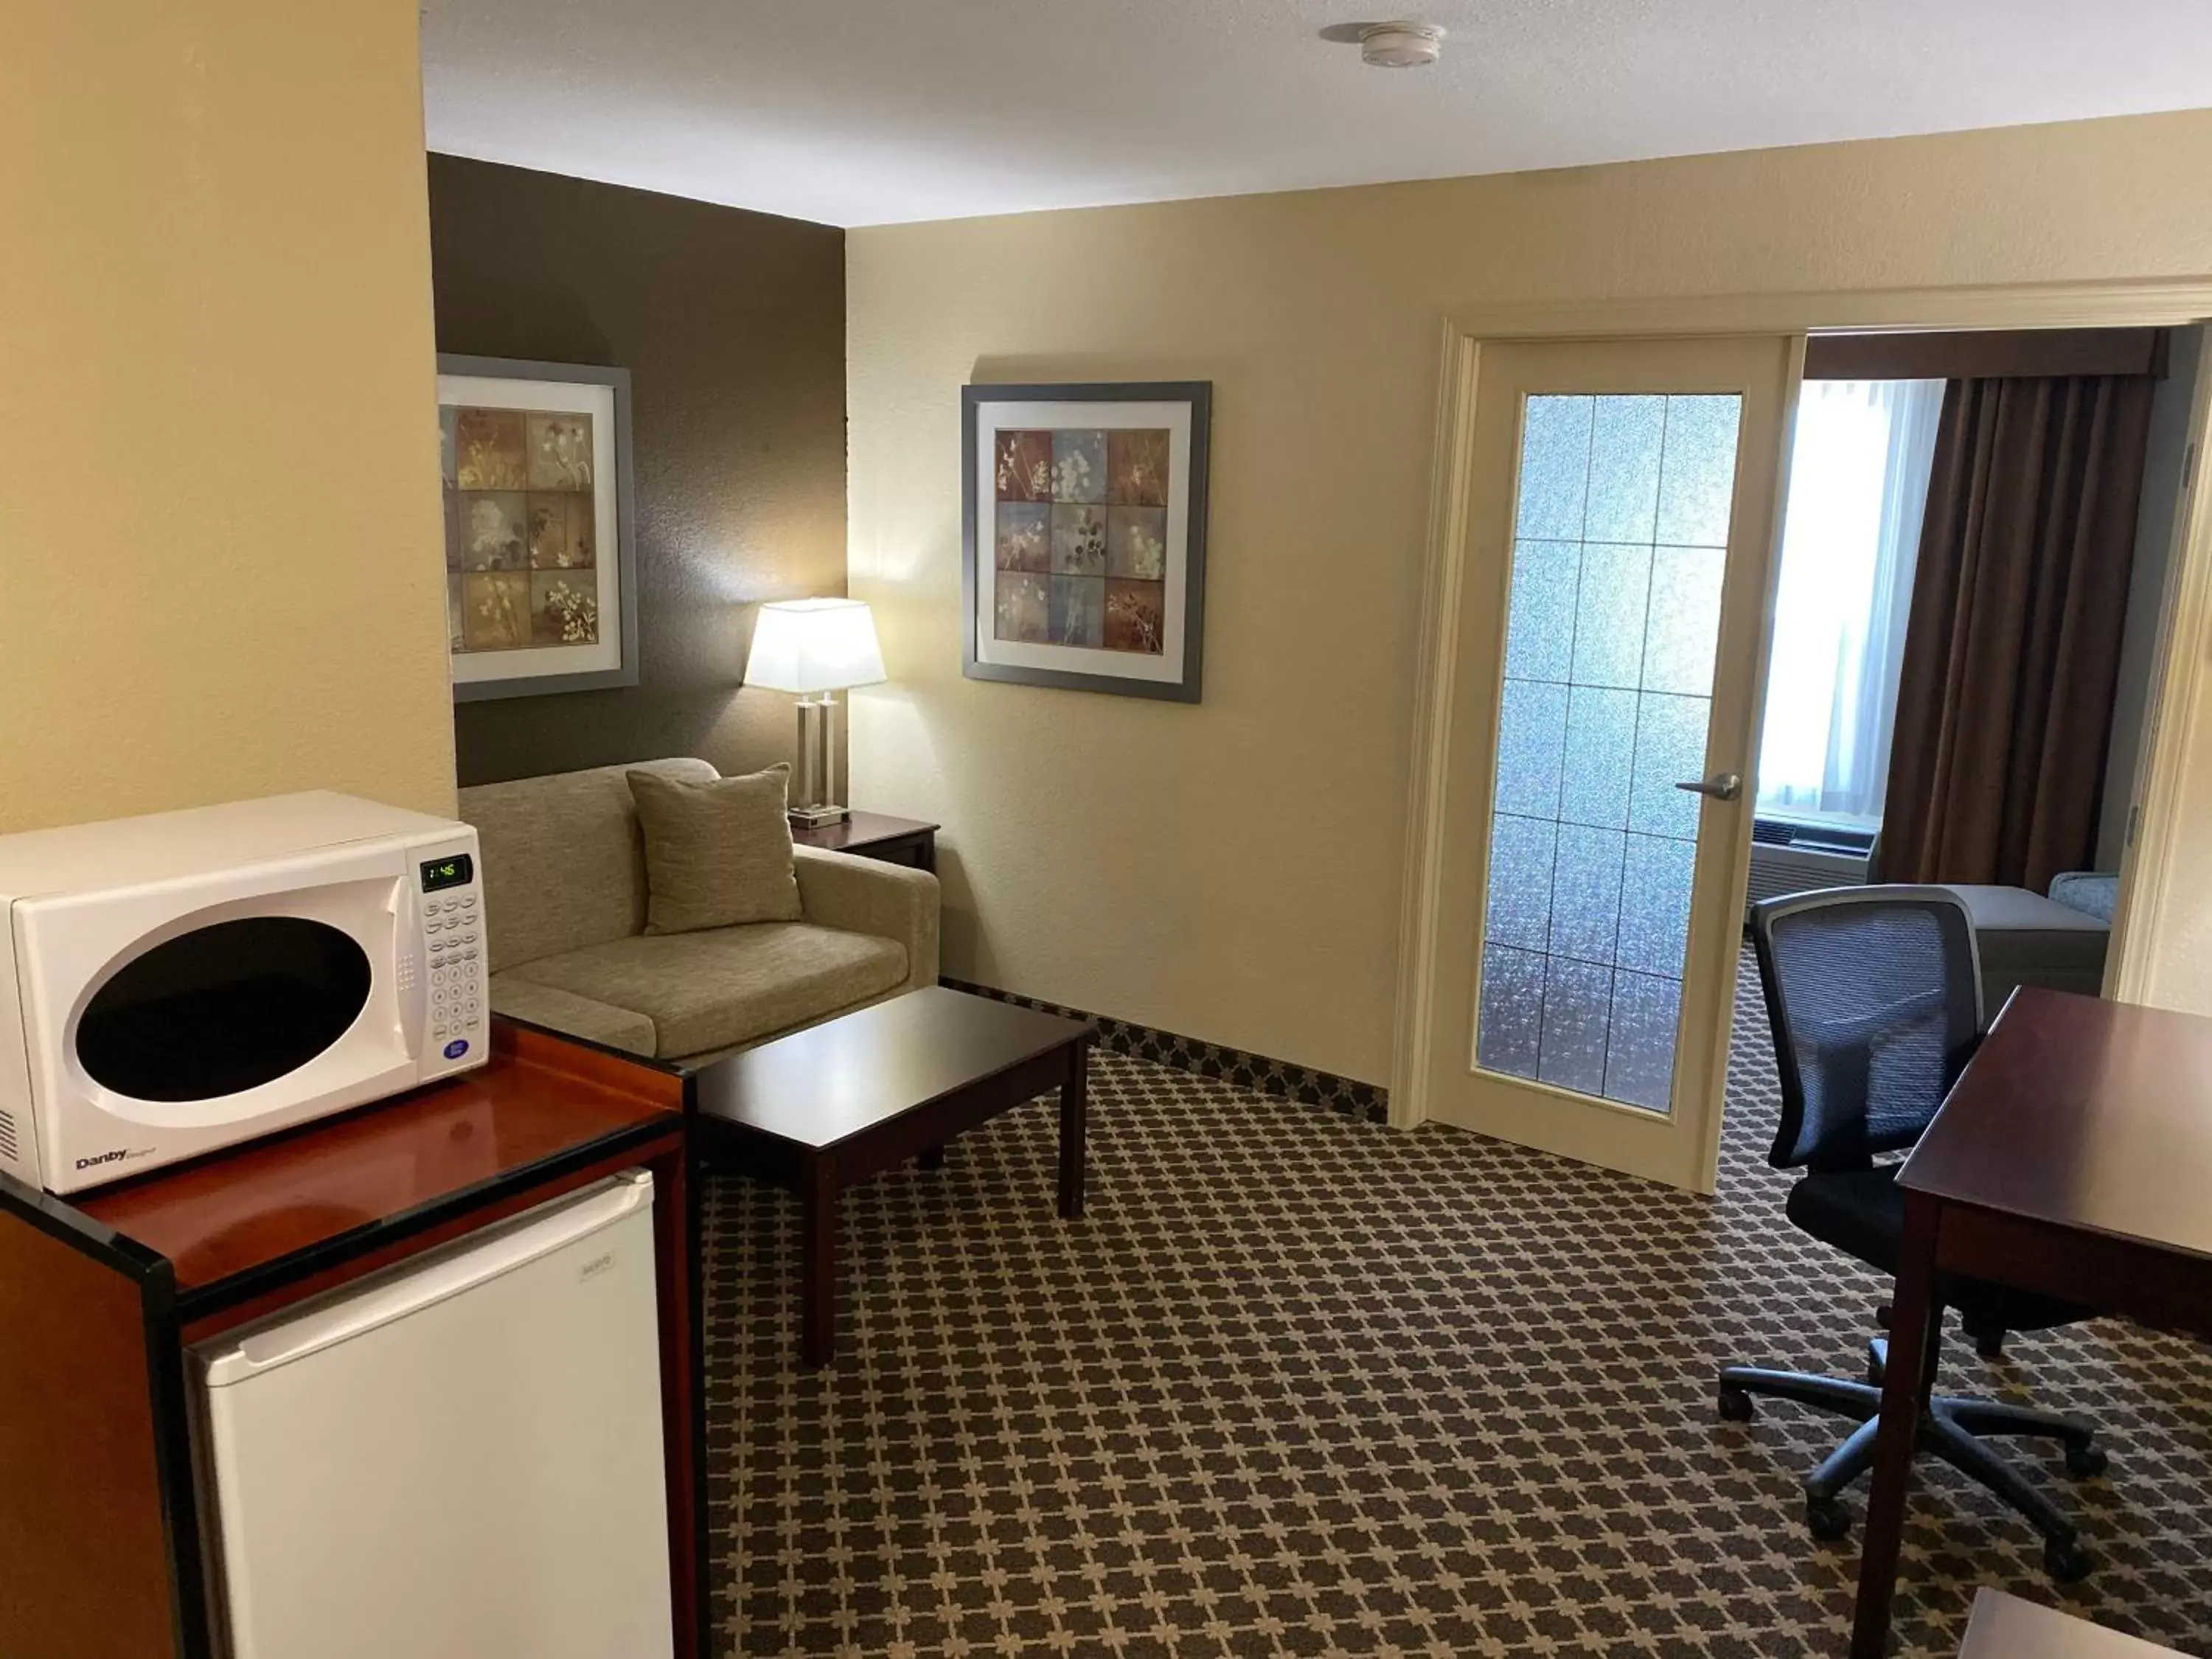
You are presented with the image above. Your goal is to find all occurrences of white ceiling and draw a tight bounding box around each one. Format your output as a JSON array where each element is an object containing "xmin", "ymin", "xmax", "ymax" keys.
[{"xmin": 420, "ymin": 1, "xmax": 2212, "ymax": 229}]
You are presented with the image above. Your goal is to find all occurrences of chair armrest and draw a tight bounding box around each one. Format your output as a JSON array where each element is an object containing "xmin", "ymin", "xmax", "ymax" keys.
[
  {"xmin": 489, "ymin": 976, "xmax": 658, "ymax": 1057},
  {"xmin": 793, "ymin": 846, "xmax": 941, "ymax": 991}
]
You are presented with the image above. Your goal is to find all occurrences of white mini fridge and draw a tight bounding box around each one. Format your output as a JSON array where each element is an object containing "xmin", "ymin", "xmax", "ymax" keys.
[{"xmin": 190, "ymin": 1170, "xmax": 675, "ymax": 1659}]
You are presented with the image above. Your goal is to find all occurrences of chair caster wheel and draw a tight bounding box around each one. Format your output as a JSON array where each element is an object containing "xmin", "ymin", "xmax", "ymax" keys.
[
  {"xmin": 2065, "ymin": 1441, "xmax": 2109, "ymax": 1479},
  {"xmin": 1718, "ymin": 1385, "xmax": 1754, "ymax": 1422},
  {"xmin": 2044, "ymin": 1538, "xmax": 2093, "ymax": 1582},
  {"xmin": 1806, "ymin": 1498, "xmax": 1852, "ymax": 1542}
]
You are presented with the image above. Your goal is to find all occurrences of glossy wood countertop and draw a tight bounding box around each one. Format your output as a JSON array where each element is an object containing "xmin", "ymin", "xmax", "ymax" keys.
[
  {"xmin": 76, "ymin": 1022, "xmax": 684, "ymax": 1297},
  {"xmin": 1901, "ymin": 988, "xmax": 2212, "ymax": 1262}
]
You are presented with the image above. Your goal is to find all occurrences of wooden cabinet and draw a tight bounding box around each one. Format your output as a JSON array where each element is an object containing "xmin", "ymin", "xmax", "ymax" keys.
[{"xmin": 0, "ymin": 1020, "xmax": 703, "ymax": 1659}]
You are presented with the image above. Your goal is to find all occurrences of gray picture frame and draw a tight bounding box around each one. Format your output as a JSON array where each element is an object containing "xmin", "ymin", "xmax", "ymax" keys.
[
  {"xmin": 438, "ymin": 353, "xmax": 641, "ymax": 702},
  {"xmin": 962, "ymin": 380, "xmax": 1210, "ymax": 702}
]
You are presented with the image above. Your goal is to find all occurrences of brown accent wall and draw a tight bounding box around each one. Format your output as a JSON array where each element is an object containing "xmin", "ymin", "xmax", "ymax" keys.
[{"xmin": 427, "ymin": 156, "xmax": 846, "ymax": 786}]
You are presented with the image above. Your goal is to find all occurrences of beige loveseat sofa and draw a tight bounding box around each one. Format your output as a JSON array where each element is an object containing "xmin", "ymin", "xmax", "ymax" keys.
[{"xmin": 459, "ymin": 758, "xmax": 939, "ymax": 1065}]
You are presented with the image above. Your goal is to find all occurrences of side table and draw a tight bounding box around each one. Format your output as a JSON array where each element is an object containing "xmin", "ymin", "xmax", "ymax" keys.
[{"xmin": 791, "ymin": 810, "xmax": 938, "ymax": 874}]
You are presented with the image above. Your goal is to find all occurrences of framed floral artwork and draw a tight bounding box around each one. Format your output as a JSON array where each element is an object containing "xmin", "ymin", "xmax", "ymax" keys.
[
  {"xmin": 437, "ymin": 355, "xmax": 639, "ymax": 700},
  {"xmin": 961, "ymin": 381, "xmax": 1210, "ymax": 702}
]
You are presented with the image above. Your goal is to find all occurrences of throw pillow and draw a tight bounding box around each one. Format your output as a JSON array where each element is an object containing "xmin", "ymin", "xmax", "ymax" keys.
[{"xmin": 627, "ymin": 765, "xmax": 802, "ymax": 934}]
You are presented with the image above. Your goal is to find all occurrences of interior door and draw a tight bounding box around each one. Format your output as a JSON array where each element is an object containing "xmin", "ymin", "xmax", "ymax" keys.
[{"xmin": 1422, "ymin": 335, "xmax": 1797, "ymax": 1192}]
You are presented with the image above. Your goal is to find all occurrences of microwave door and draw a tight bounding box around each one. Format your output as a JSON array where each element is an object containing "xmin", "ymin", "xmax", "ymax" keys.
[{"xmin": 15, "ymin": 844, "xmax": 420, "ymax": 1190}]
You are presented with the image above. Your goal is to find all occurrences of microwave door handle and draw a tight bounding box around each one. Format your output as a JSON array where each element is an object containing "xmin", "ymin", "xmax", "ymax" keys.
[{"xmin": 393, "ymin": 881, "xmax": 429, "ymax": 1051}]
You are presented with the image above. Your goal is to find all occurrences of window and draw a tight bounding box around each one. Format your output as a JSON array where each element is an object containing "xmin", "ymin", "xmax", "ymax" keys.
[
  {"xmin": 77, "ymin": 917, "xmax": 372, "ymax": 1102},
  {"xmin": 1755, "ymin": 378, "xmax": 1944, "ymax": 832},
  {"xmin": 1478, "ymin": 392, "xmax": 1742, "ymax": 1110}
]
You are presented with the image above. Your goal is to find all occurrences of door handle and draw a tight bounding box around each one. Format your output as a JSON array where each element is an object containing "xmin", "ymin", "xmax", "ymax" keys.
[{"xmin": 1674, "ymin": 771, "xmax": 1743, "ymax": 803}]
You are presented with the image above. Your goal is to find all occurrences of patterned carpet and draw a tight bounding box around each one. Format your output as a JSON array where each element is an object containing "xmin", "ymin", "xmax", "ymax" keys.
[{"xmin": 702, "ymin": 967, "xmax": 2212, "ymax": 1657}]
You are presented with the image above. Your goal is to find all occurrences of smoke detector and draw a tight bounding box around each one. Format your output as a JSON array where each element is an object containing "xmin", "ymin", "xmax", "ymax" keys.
[{"xmin": 1360, "ymin": 21, "xmax": 1444, "ymax": 68}]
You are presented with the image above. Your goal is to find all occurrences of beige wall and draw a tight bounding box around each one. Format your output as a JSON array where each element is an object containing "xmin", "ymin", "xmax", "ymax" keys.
[
  {"xmin": 1, "ymin": 2, "xmax": 453, "ymax": 835},
  {"xmin": 848, "ymin": 111, "xmax": 2212, "ymax": 1085}
]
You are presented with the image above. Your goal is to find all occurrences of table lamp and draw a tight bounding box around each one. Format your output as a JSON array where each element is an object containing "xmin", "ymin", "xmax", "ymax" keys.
[{"xmin": 742, "ymin": 598, "xmax": 887, "ymax": 826}]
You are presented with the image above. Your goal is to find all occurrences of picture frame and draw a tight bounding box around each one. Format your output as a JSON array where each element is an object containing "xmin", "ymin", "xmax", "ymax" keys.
[
  {"xmin": 437, "ymin": 354, "xmax": 640, "ymax": 701},
  {"xmin": 961, "ymin": 380, "xmax": 1211, "ymax": 702}
]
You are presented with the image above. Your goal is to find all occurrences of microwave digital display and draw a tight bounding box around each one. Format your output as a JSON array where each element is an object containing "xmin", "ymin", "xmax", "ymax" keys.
[{"xmin": 420, "ymin": 853, "xmax": 474, "ymax": 892}]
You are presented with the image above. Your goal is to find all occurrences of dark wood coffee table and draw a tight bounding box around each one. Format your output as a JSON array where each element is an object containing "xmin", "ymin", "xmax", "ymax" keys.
[{"xmin": 691, "ymin": 986, "xmax": 1094, "ymax": 1366}]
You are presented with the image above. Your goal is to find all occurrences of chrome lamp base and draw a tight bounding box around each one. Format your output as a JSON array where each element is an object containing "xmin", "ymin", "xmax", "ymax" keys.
[{"xmin": 789, "ymin": 692, "xmax": 848, "ymax": 827}]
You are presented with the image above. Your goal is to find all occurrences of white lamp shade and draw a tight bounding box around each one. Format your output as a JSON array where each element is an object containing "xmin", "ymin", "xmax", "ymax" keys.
[{"xmin": 743, "ymin": 598, "xmax": 887, "ymax": 694}]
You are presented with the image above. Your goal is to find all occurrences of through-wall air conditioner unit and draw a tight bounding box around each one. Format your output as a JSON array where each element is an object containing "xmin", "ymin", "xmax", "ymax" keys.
[{"xmin": 1746, "ymin": 818, "xmax": 1874, "ymax": 914}]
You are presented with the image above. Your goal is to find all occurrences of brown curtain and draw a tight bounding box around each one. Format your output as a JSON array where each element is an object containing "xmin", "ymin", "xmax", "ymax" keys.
[{"xmin": 1877, "ymin": 372, "xmax": 2155, "ymax": 890}]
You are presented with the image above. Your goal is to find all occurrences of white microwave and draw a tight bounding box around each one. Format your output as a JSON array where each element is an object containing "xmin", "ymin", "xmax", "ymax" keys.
[{"xmin": 0, "ymin": 792, "xmax": 489, "ymax": 1195}]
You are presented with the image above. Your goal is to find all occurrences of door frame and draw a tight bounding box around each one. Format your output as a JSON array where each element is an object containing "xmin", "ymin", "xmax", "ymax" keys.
[
  {"xmin": 1393, "ymin": 279, "xmax": 2212, "ymax": 1158},
  {"xmin": 2108, "ymin": 345, "xmax": 2212, "ymax": 1009},
  {"xmin": 1422, "ymin": 335, "xmax": 1804, "ymax": 1192}
]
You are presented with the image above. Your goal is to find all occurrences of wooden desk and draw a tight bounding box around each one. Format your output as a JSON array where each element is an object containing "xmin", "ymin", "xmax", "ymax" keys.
[
  {"xmin": 0, "ymin": 1020, "xmax": 703, "ymax": 1659},
  {"xmin": 1956, "ymin": 1588, "xmax": 2184, "ymax": 1658},
  {"xmin": 1851, "ymin": 990, "xmax": 2212, "ymax": 1657}
]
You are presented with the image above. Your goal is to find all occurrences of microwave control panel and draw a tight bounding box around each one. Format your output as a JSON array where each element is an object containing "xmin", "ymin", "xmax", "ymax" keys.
[{"xmin": 411, "ymin": 840, "xmax": 487, "ymax": 1076}]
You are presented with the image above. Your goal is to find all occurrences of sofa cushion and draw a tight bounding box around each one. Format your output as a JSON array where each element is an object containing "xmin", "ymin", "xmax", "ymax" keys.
[
  {"xmin": 460, "ymin": 757, "xmax": 718, "ymax": 972},
  {"xmin": 629, "ymin": 765, "xmax": 801, "ymax": 934},
  {"xmin": 486, "ymin": 978, "xmax": 659, "ymax": 1057},
  {"xmin": 498, "ymin": 922, "xmax": 908, "ymax": 1060}
]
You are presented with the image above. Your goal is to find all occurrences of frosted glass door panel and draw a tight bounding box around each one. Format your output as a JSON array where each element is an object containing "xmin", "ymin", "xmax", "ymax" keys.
[{"xmin": 1473, "ymin": 393, "xmax": 1744, "ymax": 1114}]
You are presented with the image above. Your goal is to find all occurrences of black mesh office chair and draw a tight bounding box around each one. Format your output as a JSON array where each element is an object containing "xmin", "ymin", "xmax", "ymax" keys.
[{"xmin": 1720, "ymin": 886, "xmax": 2107, "ymax": 1581}]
